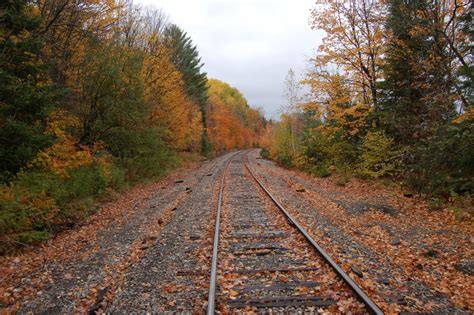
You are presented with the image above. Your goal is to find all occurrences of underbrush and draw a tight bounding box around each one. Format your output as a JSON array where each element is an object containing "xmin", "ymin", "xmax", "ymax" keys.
[{"xmin": 0, "ymin": 151, "xmax": 182, "ymax": 255}]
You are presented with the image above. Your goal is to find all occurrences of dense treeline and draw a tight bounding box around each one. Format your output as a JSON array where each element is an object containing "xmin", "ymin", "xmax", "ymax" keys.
[
  {"xmin": 0, "ymin": 0, "xmax": 264, "ymax": 252},
  {"xmin": 264, "ymin": 0, "xmax": 473, "ymax": 201},
  {"xmin": 207, "ymin": 79, "xmax": 265, "ymax": 153}
]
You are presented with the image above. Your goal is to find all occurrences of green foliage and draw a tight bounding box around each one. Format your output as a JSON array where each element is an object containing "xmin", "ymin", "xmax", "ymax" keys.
[
  {"xmin": 104, "ymin": 127, "xmax": 179, "ymax": 182},
  {"xmin": 357, "ymin": 131, "xmax": 396, "ymax": 179},
  {"xmin": 201, "ymin": 130, "xmax": 213, "ymax": 158},
  {"xmin": 0, "ymin": 162, "xmax": 111, "ymax": 253},
  {"xmin": 164, "ymin": 24, "xmax": 209, "ymax": 107},
  {"xmin": 379, "ymin": 0, "xmax": 455, "ymax": 144},
  {"xmin": 260, "ymin": 147, "xmax": 270, "ymax": 160},
  {"xmin": 17, "ymin": 230, "xmax": 51, "ymax": 245},
  {"xmin": 0, "ymin": 0, "xmax": 59, "ymax": 182},
  {"xmin": 301, "ymin": 127, "xmax": 357, "ymax": 172},
  {"xmin": 310, "ymin": 165, "xmax": 331, "ymax": 178},
  {"xmin": 403, "ymin": 119, "xmax": 474, "ymax": 196},
  {"xmin": 164, "ymin": 24, "xmax": 209, "ymax": 153},
  {"xmin": 269, "ymin": 117, "xmax": 296, "ymax": 168},
  {"xmin": 76, "ymin": 39, "xmax": 146, "ymax": 146}
]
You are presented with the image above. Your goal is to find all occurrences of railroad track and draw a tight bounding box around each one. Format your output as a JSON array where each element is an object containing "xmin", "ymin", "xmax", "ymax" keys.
[{"xmin": 207, "ymin": 151, "xmax": 384, "ymax": 314}]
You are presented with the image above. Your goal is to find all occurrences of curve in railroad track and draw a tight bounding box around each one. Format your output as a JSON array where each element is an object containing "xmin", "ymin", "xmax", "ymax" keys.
[{"xmin": 207, "ymin": 150, "xmax": 384, "ymax": 314}]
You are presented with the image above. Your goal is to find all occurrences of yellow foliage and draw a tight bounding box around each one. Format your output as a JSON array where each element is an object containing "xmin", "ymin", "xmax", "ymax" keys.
[
  {"xmin": 29, "ymin": 110, "xmax": 109, "ymax": 177},
  {"xmin": 309, "ymin": 0, "xmax": 385, "ymax": 106},
  {"xmin": 453, "ymin": 108, "xmax": 474, "ymax": 124},
  {"xmin": 304, "ymin": 73, "xmax": 371, "ymax": 137},
  {"xmin": 144, "ymin": 46, "xmax": 203, "ymax": 151}
]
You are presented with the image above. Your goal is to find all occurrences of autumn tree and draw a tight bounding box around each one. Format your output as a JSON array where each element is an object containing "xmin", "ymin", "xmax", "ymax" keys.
[
  {"xmin": 0, "ymin": 0, "xmax": 58, "ymax": 182},
  {"xmin": 164, "ymin": 24, "xmax": 211, "ymax": 154},
  {"xmin": 310, "ymin": 0, "xmax": 386, "ymax": 108},
  {"xmin": 207, "ymin": 79, "xmax": 265, "ymax": 153},
  {"xmin": 282, "ymin": 69, "xmax": 302, "ymax": 158}
]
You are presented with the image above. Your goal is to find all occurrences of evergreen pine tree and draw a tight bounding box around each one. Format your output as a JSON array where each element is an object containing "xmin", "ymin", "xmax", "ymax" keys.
[
  {"xmin": 0, "ymin": 0, "xmax": 57, "ymax": 182},
  {"xmin": 379, "ymin": 0, "xmax": 454, "ymax": 144},
  {"xmin": 164, "ymin": 24, "xmax": 212, "ymax": 155}
]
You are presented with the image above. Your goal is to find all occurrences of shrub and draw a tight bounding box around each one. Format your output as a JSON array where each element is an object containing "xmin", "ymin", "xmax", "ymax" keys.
[
  {"xmin": 260, "ymin": 147, "xmax": 270, "ymax": 159},
  {"xmin": 301, "ymin": 126, "xmax": 357, "ymax": 172},
  {"xmin": 0, "ymin": 162, "xmax": 111, "ymax": 253},
  {"xmin": 357, "ymin": 131, "xmax": 396, "ymax": 178},
  {"xmin": 336, "ymin": 175, "xmax": 350, "ymax": 186},
  {"xmin": 17, "ymin": 230, "xmax": 51, "ymax": 245},
  {"xmin": 308, "ymin": 165, "xmax": 331, "ymax": 178},
  {"xmin": 404, "ymin": 118, "xmax": 474, "ymax": 196},
  {"xmin": 63, "ymin": 164, "xmax": 108, "ymax": 199}
]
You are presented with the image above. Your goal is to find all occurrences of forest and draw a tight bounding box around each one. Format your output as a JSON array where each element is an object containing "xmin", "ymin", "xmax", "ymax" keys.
[
  {"xmin": 263, "ymin": 0, "xmax": 472, "ymax": 208},
  {"xmin": 1, "ymin": 0, "xmax": 472, "ymax": 253},
  {"xmin": 0, "ymin": 0, "xmax": 265, "ymax": 251},
  {"xmin": 0, "ymin": 1, "xmax": 472, "ymax": 313}
]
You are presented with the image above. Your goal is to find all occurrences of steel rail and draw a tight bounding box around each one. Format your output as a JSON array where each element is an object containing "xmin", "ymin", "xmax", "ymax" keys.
[
  {"xmin": 206, "ymin": 151, "xmax": 240, "ymax": 315},
  {"xmin": 243, "ymin": 152, "xmax": 384, "ymax": 315}
]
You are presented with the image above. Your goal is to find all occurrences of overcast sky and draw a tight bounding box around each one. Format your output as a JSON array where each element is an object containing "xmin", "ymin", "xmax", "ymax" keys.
[{"xmin": 135, "ymin": 0, "xmax": 323, "ymax": 119}]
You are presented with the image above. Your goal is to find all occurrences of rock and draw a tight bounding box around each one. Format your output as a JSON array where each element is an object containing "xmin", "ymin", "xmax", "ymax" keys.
[
  {"xmin": 454, "ymin": 261, "xmax": 474, "ymax": 276},
  {"xmin": 296, "ymin": 189, "xmax": 305, "ymax": 193},
  {"xmin": 376, "ymin": 278, "xmax": 390, "ymax": 285},
  {"xmin": 89, "ymin": 287, "xmax": 109, "ymax": 313},
  {"xmin": 189, "ymin": 235, "xmax": 200, "ymax": 240},
  {"xmin": 376, "ymin": 204, "xmax": 398, "ymax": 216},
  {"xmin": 390, "ymin": 239, "xmax": 401, "ymax": 246},
  {"xmin": 350, "ymin": 266, "xmax": 364, "ymax": 278},
  {"xmin": 422, "ymin": 249, "xmax": 439, "ymax": 258},
  {"xmin": 415, "ymin": 263, "xmax": 423, "ymax": 270},
  {"xmin": 403, "ymin": 192, "xmax": 413, "ymax": 198},
  {"xmin": 157, "ymin": 218, "xmax": 163, "ymax": 225},
  {"xmin": 142, "ymin": 236, "xmax": 157, "ymax": 244},
  {"xmin": 171, "ymin": 207, "xmax": 177, "ymax": 211}
]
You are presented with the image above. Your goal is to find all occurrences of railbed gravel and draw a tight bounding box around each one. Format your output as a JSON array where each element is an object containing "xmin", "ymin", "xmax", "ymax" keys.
[
  {"xmin": 248, "ymin": 149, "xmax": 470, "ymax": 314},
  {"xmin": 107, "ymin": 152, "xmax": 237, "ymax": 313},
  {"xmin": 216, "ymin": 153, "xmax": 366, "ymax": 314},
  {"xmin": 13, "ymin": 152, "xmax": 235, "ymax": 313}
]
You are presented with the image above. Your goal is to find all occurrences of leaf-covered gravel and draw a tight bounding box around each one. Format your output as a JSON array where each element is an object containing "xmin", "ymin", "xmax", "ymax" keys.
[{"xmin": 248, "ymin": 149, "xmax": 472, "ymax": 314}]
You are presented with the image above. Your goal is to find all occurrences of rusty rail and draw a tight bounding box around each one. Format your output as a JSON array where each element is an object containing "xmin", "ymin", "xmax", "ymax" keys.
[{"xmin": 242, "ymin": 151, "xmax": 384, "ymax": 315}]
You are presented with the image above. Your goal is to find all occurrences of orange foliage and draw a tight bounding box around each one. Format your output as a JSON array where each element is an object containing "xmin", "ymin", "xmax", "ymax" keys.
[
  {"xmin": 208, "ymin": 101, "xmax": 251, "ymax": 153},
  {"xmin": 206, "ymin": 79, "xmax": 264, "ymax": 153}
]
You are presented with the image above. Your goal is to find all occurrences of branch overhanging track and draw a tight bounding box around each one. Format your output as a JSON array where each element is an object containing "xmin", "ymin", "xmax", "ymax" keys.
[{"xmin": 207, "ymin": 150, "xmax": 384, "ymax": 314}]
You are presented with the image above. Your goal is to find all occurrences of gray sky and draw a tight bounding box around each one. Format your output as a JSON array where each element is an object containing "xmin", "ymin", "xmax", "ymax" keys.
[{"xmin": 135, "ymin": 0, "xmax": 323, "ymax": 119}]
